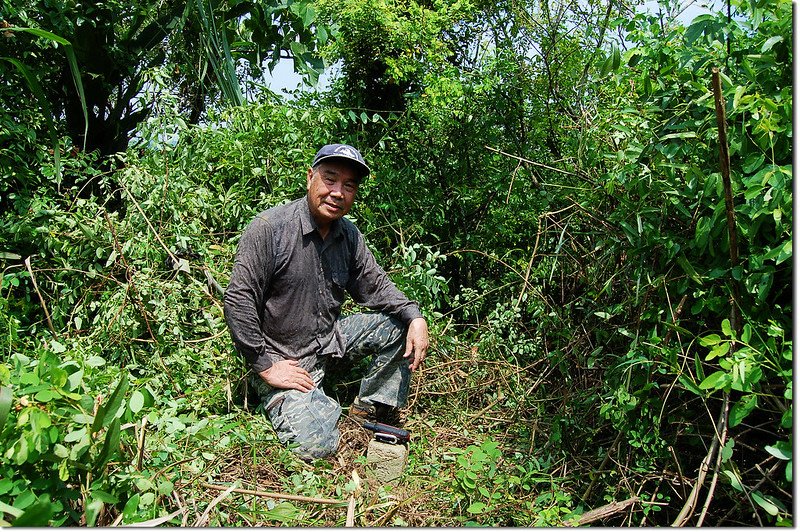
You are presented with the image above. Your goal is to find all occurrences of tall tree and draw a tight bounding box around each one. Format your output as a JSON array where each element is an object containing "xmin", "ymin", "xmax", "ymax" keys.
[{"xmin": 0, "ymin": 0, "xmax": 328, "ymax": 164}]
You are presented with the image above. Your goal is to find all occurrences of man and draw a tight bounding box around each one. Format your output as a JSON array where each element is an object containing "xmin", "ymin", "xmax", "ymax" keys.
[{"xmin": 224, "ymin": 143, "xmax": 429, "ymax": 460}]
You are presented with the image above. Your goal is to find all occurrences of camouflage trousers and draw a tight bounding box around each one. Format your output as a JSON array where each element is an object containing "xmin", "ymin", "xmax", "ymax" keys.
[{"xmin": 249, "ymin": 313, "xmax": 410, "ymax": 459}]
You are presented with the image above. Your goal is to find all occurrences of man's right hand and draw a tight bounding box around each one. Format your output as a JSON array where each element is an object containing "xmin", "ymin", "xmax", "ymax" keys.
[{"xmin": 258, "ymin": 360, "xmax": 315, "ymax": 392}]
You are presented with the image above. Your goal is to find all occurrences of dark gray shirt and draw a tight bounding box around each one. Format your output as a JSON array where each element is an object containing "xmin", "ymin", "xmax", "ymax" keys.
[{"xmin": 224, "ymin": 197, "xmax": 423, "ymax": 373}]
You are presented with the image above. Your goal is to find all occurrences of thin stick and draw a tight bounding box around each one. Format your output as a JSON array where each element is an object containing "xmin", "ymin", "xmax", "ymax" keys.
[
  {"xmin": 119, "ymin": 178, "xmax": 179, "ymax": 267},
  {"xmin": 671, "ymin": 393, "xmax": 730, "ymax": 526},
  {"xmin": 485, "ymin": 145, "xmax": 590, "ymax": 181},
  {"xmin": 711, "ymin": 67, "xmax": 742, "ymax": 335},
  {"xmin": 136, "ymin": 417, "xmax": 147, "ymax": 471},
  {"xmin": 194, "ymin": 483, "xmax": 237, "ymax": 527},
  {"xmin": 697, "ymin": 395, "xmax": 731, "ymax": 526},
  {"xmin": 581, "ymin": 431, "xmax": 623, "ymax": 501},
  {"xmin": 200, "ymin": 482, "xmax": 345, "ymax": 506},
  {"xmin": 24, "ymin": 256, "xmax": 58, "ymax": 338}
]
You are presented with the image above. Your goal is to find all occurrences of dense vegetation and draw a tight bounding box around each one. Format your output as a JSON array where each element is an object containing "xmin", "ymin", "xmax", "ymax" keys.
[{"xmin": 0, "ymin": 0, "xmax": 791, "ymax": 526}]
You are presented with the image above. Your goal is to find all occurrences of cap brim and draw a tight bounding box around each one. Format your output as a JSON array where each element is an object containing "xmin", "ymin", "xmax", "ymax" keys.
[{"xmin": 312, "ymin": 155, "xmax": 370, "ymax": 179}]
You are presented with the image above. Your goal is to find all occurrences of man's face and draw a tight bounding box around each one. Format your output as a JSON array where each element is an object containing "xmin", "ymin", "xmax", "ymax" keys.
[{"xmin": 306, "ymin": 160, "xmax": 359, "ymax": 227}]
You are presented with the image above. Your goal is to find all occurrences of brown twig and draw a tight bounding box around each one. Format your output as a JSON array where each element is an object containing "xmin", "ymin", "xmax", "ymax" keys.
[
  {"xmin": 103, "ymin": 211, "xmax": 157, "ymax": 341},
  {"xmin": 581, "ymin": 431, "xmax": 623, "ymax": 502},
  {"xmin": 24, "ymin": 256, "xmax": 58, "ymax": 338},
  {"xmin": 484, "ymin": 145, "xmax": 593, "ymax": 183},
  {"xmin": 711, "ymin": 67, "xmax": 742, "ymax": 335}
]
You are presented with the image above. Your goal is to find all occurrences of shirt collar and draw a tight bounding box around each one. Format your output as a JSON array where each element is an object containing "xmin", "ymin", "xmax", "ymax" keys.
[{"xmin": 300, "ymin": 196, "xmax": 343, "ymax": 240}]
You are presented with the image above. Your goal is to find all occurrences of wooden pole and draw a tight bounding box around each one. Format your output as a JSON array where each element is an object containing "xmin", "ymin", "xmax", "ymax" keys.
[{"xmin": 711, "ymin": 67, "xmax": 742, "ymax": 336}]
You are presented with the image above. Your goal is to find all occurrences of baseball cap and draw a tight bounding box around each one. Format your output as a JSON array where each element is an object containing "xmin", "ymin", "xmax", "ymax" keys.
[{"xmin": 311, "ymin": 144, "xmax": 370, "ymax": 180}]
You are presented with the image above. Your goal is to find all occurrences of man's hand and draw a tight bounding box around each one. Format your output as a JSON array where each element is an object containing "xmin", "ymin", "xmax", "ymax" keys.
[
  {"xmin": 258, "ymin": 360, "xmax": 315, "ymax": 392},
  {"xmin": 403, "ymin": 317, "xmax": 429, "ymax": 372}
]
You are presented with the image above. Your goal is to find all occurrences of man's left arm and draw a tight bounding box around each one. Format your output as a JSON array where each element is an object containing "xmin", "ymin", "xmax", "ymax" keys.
[{"xmin": 347, "ymin": 231, "xmax": 429, "ymax": 371}]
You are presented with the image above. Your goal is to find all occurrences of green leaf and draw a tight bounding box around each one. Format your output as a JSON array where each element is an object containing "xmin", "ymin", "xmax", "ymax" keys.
[
  {"xmin": 611, "ymin": 44, "xmax": 621, "ymax": 72},
  {"xmin": 0, "ymin": 500, "xmax": 22, "ymax": 518},
  {"xmin": 92, "ymin": 373, "xmax": 128, "ymax": 434},
  {"xmin": 720, "ymin": 438, "xmax": 734, "ymax": 462},
  {"xmin": 6, "ymin": 26, "xmax": 70, "ymax": 45},
  {"xmin": 129, "ymin": 391, "xmax": 145, "ymax": 413},
  {"xmin": 685, "ymin": 15, "xmax": 714, "ymax": 44},
  {"xmin": 50, "ymin": 340, "xmax": 67, "ymax": 353},
  {"xmin": 722, "ymin": 469, "xmax": 744, "ymax": 492},
  {"xmin": 94, "ymin": 417, "xmax": 121, "ymax": 473},
  {"xmin": 729, "ymin": 395, "xmax": 756, "ymax": 427},
  {"xmin": 705, "ymin": 342, "xmax": 729, "ymax": 361},
  {"xmin": 122, "ymin": 494, "xmax": 140, "ymax": 522},
  {"xmin": 91, "ymin": 490, "xmax": 119, "ymax": 504},
  {"xmin": 466, "ymin": 501, "xmax": 487, "ymax": 514},
  {"xmin": 699, "ymin": 334, "xmax": 722, "ymax": 347},
  {"xmin": 660, "ymin": 132, "xmax": 697, "ymax": 140},
  {"xmin": 33, "ymin": 389, "xmax": 61, "ymax": 402},
  {"xmin": 751, "ymin": 491, "xmax": 779, "ymax": 516},
  {"xmin": 10, "ymin": 495, "xmax": 57, "ymax": 526},
  {"xmin": 0, "ymin": 386, "xmax": 11, "ymax": 429},
  {"xmin": 84, "ymin": 499, "xmax": 103, "ymax": 528},
  {"xmin": 678, "ymin": 374, "xmax": 702, "ymax": 396},
  {"xmin": 761, "ymin": 36, "xmax": 783, "ymax": 53},
  {"xmin": 765, "ymin": 441, "xmax": 792, "ymax": 461},
  {"xmin": 698, "ymin": 370, "xmax": 730, "ymax": 391},
  {"xmin": 676, "ymin": 254, "xmax": 702, "ymax": 284}
]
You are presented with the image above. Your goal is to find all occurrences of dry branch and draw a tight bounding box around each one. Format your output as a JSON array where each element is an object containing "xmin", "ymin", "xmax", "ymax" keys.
[
  {"xmin": 566, "ymin": 496, "xmax": 640, "ymax": 526},
  {"xmin": 201, "ymin": 482, "xmax": 345, "ymax": 506},
  {"xmin": 194, "ymin": 483, "xmax": 237, "ymax": 527}
]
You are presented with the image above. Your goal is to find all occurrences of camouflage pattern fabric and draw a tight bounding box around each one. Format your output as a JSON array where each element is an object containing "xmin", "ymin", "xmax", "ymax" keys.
[
  {"xmin": 250, "ymin": 365, "xmax": 342, "ymax": 460},
  {"xmin": 249, "ymin": 312, "xmax": 409, "ymax": 459},
  {"xmin": 339, "ymin": 312, "xmax": 410, "ymax": 409}
]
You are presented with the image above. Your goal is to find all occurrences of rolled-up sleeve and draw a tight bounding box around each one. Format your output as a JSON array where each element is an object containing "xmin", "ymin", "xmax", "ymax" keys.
[{"xmin": 223, "ymin": 216, "xmax": 280, "ymax": 372}]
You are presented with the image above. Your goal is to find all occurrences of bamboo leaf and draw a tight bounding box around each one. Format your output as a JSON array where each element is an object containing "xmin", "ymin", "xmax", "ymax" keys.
[
  {"xmin": 92, "ymin": 373, "xmax": 129, "ymax": 434},
  {"xmin": 0, "ymin": 56, "xmax": 61, "ymax": 184},
  {"xmin": 8, "ymin": 27, "xmax": 88, "ymax": 151},
  {"xmin": 94, "ymin": 417, "xmax": 121, "ymax": 474}
]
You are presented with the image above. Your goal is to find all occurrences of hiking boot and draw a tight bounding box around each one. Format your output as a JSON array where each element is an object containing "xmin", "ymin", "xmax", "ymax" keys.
[
  {"xmin": 349, "ymin": 398, "xmax": 376, "ymax": 423},
  {"xmin": 374, "ymin": 403, "xmax": 403, "ymax": 427}
]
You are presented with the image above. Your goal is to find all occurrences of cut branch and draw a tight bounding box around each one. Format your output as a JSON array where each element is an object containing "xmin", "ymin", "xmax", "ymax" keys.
[{"xmin": 200, "ymin": 482, "xmax": 345, "ymax": 506}]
